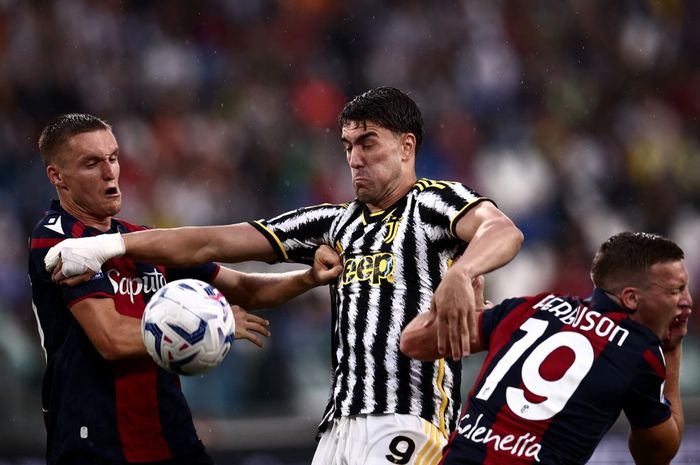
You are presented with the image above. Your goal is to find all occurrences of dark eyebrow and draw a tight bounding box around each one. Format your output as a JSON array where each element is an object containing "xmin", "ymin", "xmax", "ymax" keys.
[{"xmin": 341, "ymin": 131, "xmax": 379, "ymax": 147}]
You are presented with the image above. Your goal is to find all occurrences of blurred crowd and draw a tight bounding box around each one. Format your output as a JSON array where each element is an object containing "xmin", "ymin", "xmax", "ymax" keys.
[{"xmin": 1, "ymin": 0, "xmax": 700, "ymax": 456}]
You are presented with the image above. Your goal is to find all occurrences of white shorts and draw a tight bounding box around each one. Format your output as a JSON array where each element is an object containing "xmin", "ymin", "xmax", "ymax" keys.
[{"xmin": 311, "ymin": 413, "xmax": 447, "ymax": 465}]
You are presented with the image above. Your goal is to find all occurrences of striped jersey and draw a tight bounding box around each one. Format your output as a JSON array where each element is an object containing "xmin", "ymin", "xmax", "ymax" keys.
[
  {"xmin": 251, "ymin": 178, "xmax": 492, "ymax": 437},
  {"xmin": 441, "ymin": 288, "xmax": 671, "ymax": 465},
  {"xmin": 28, "ymin": 200, "xmax": 218, "ymax": 464}
]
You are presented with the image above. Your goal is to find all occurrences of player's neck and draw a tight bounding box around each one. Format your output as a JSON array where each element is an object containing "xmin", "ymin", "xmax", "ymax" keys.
[
  {"xmin": 59, "ymin": 200, "xmax": 112, "ymax": 232},
  {"xmin": 365, "ymin": 175, "xmax": 417, "ymax": 212}
]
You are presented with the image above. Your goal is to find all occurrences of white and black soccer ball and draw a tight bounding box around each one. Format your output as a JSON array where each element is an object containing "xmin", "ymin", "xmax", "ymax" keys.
[{"xmin": 142, "ymin": 279, "xmax": 234, "ymax": 376}]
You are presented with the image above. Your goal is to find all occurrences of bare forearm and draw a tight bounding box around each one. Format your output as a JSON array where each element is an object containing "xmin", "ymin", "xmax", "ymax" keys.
[
  {"xmin": 105, "ymin": 319, "xmax": 149, "ymax": 360},
  {"xmin": 400, "ymin": 312, "xmax": 442, "ymax": 361},
  {"xmin": 123, "ymin": 223, "xmax": 276, "ymax": 266},
  {"xmin": 456, "ymin": 217, "xmax": 523, "ymax": 278},
  {"xmin": 218, "ymin": 269, "xmax": 319, "ymax": 309}
]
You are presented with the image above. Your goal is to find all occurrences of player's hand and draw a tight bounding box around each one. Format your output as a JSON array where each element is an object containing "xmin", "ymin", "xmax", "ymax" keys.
[
  {"xmin": 310, "ymin": 244, "xmax": 343, "ymax": 285},
  {"xmin": 51, "ymin": 256, "xmax": 97, "ymax": 286},
  {"xmin": 45, "ymin": 233, "xmax": 126, "ymax": 277},
  {"xmin": 231, "ymin": 305, "xmax": 270, "ymax": 348},
  {"xmin": 662, "ymin": 307, "xmax": 691, "ymax": 352},
  {"xmin": 473, "ymin": 275, "xmax": 493, "ymax": 312},
  {"xmin": 431, "ymin": 268, "xmax": 477, "ymax": 361}
]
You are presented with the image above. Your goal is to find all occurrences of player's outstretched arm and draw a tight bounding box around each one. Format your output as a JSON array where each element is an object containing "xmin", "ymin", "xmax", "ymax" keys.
[
  {"xmin": 46, "ymin": 223, "xmax": 279, "ymax": 280},
  {"xmin": 628, "ymin": 308, "xmax": 690, "ymax": 465},
  {"xmin": 122, "ymin": 223, "xmax": 278, "ymax": 265},
  {"xmin": 432, "ymin": 202, "xmax": 523, "ymax": 361},
  {"xmin": 213, "ymin": 244, "xmax": 342, "ymax": 310}
]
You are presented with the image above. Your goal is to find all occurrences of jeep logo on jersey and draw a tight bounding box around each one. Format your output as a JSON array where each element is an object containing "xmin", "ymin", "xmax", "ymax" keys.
[
  {"xmin": 107, "ymin": 269, "xmax": 167, "ymax": 303},
  {"xmin": 340, "ymin": 252, "xmax": 395, "ymax": 286}
]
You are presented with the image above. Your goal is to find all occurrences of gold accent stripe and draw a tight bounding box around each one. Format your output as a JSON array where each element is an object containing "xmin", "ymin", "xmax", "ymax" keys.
[
  {"xmin": 416, "ymin": 420, "xmax": 445, "ymax": 465},
  {"xmin": 448, "ymin": 198, "xmax": 486, "ymax": 237},
  {"xmin": 415, "ymin": 421, "xmax": 433, "ymax": 465},
  {"xmin": 435, "ymin": 358, "xmax": 449, "ymax": 438},
  {"xmin": 253, "ymin": 221, "xmax": 288, "ymax": 261},
  {"xmin": 416, "ymin": 178, "xmax": 451, "ymax": 191}
]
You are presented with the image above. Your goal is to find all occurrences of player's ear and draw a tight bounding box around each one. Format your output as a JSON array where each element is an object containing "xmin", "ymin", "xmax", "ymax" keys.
[
  {"xmin": 400, "ymin": 133, "xmax": 416, "ymax": 161},
  {"xmin": 47, "ymin": 165, "xmax": 65, "ymax": 188},
  {"xmin": 619, "ymin": 286, "xmax": 639, "ymax": 312}
]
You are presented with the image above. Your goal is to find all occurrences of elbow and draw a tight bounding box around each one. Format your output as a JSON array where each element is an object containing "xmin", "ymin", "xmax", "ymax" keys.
[
  {"xmin": 399, "ymin": 331, "xmax": 422, "ymax": 359},
  {"xmin": 631, "ymin": 449, "xmax": 678, "ymax": 465},
  {"xmin": 95, "ymin": 344, "xmax": 120, "ymax": 361},
  {"xmin": 399, "ymin": 334, "xmax": 415, "ymax": 359},
  {"xmin": 655, "ymin": 438, "xmax": 681, "ymax": 465},
  {"xmin": 629, "ymin": 430, "xmax": 681, "ymax": 465},
  {"xmin": 400, "ymin": 314, "xmax": 441, "ymax": 361},
  {"xmin": 92, "ymin": 335, "xmax": 130, "ymax": 361},
  {"xmin": 509, "ymin": 223, "xmax": 525, "ymax": 252},
  {"xmin": 484, "ymin": 217, "xmax": 524, "ymax": 260},
  {"xmin": 515, "ymin": 227, "xmax": 524, "ymax": 249},
  {"xmin": 502, "ymin": 223, "xmax": 524, "ymax": 265}
]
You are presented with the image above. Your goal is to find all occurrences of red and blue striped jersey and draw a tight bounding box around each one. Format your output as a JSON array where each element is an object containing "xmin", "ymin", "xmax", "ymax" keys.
[
  {"xmin": 441, "ymin": 288, "xmax": 671, "ymax": 465},
  {"xmin": 28, "ymin": 200, "xmax": 219, "ymax": 464}
]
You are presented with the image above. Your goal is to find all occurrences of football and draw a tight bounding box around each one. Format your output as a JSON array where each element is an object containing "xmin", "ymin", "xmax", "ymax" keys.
[{"xmin": 142, "ymin": 279, "xmax": 235, "ymax": 375}]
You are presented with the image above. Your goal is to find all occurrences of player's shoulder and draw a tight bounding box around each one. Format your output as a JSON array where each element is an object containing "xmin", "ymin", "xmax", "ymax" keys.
[
  {"xmin": 29, "ymin": 206, "xmax": 80, "ymax": 262},
  {"xmin": 113, "ymin": 217, "xmax": 148, "ymax": 233},
  {"xmin": 526, "ymin": 292, "xmax": 579, "ymax": 308},
  {"xmin": 31, "ymin": 208, "xmax": 79, "ymax": 240},
  {"xmin": 270, "ymin": 202, "xmax": 350, "ymax": 221},
  {"xmin": 300, "ymin": 202, "xmax": 350, "ymax": 212},
  {"xmin": 618, "ymin": 318, "xmax": 663, "ymax": 348},
  {"xmin": 487, "ymin": 292, "xmax": 575, "ymax": 324},
  {"xmin": 412, "ymin": 178, "xmax": 487, "ymax": 207},
  {"xmin": 413, "ymin": 178, "xmax": 465, "ymax": 194}
]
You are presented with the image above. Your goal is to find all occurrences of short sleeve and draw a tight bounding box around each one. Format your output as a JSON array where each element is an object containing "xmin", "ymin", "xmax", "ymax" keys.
[
  {"xmin": 414, "ymin": 179, "xmax": 492, "ymax": 239},
  {"xmin": 250, "ymin": 203, "xmax": 346, "ymax": 264},
  {"xmin": 60, "ymin": 271, "xmax": 116, "ymax": 306}
]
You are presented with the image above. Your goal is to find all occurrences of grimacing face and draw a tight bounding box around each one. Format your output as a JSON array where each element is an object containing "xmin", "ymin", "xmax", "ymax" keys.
[
  {"xmin": 49, "ymin": 129, "xmax": 122, "ymax": 228},
  {"xmin": 633, "ymin": 260, "xmax": 692, "ymax": 339},
  {"xmin": 341, "ymin": 122, "xmax": 408, "ymax": 211}
]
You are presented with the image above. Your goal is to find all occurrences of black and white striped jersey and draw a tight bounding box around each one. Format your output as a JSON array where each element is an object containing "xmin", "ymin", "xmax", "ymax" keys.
[{"xmin": 251, "ymin": 178, "xmax": 491, "ymax": 437}]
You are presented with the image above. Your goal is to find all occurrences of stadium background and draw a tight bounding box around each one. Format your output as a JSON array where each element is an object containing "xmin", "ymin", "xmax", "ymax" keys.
[{"xmin": 1, "ymin": 0, "xmax": 699, "ymax": 463}]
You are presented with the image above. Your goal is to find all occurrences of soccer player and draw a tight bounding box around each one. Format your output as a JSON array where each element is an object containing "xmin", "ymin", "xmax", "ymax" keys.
[
  {"xmin": 401, "ymin": 232, "xmax": 691, "ymax": 465},
  {"xmin": 29, "ymin": 114, "xmax": 342, "ymax": 465},
  {"xmin": 45, "ymin": 87, "xmax": 524, "ymax": 464}
]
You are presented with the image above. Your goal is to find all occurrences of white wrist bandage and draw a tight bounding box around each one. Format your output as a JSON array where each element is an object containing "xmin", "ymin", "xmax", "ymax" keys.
[{"xmin": 44, "ymin": 233, "xmax": 126, "ymax": 276}]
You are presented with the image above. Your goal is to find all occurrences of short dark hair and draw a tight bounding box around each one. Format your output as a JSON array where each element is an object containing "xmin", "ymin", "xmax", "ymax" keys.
[
  {"xmin": 591, "ymin": 231, "xmax": 684, "ymax": 292},
  {"xmin": 338, "ymin": 86, "xmax": 424, "ymax": 152},
  {"xmin": 38, "ymin": 113, "xmax": 111, "ymax": 166}
]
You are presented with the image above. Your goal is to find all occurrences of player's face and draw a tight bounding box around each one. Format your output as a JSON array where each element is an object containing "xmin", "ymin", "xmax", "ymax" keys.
[
  {"xmin": 633, "ymin": 260, "xmax": 692, "ymax": 339},
  {"xmin": 341, "ymin": 122, "xmax": 410, "ymax": 210},
  {"xmin": 49, "ymin": 129, "xmax": 122, "ymax": 228}
]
